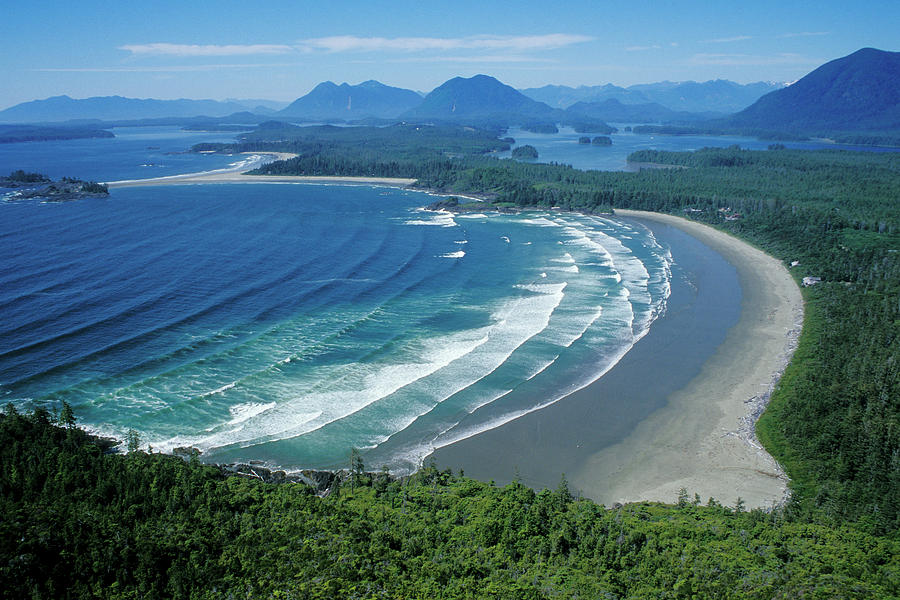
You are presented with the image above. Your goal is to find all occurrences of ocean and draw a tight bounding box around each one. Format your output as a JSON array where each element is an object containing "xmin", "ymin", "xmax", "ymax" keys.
[{"xmin": 0, "ymin": 124, "xmax": 823, "ymax": 474}]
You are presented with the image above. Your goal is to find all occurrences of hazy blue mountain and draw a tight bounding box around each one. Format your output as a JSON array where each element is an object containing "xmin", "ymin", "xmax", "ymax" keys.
[
  {"xmin": 565, "ymin": 98, "xmax": 720, "ymax": 123},
  {"xmin": 225, "ymin": 98, "xmax": 291, "ymax": 113},
  {"xmin": 278, "ymin": 80, "xmax": 422, "ymax": 120},
  {"xmin": 0, "ymin": 95, "xmax": 253, "ymax": 123},
  {"xmin": 727, "ymin": 48, "xmax": 900, "ymax": 132},
  {"xmin": 521, "ymin": 80, "xmax": 783, "ymax": 113},
  {"xmin": 403, "ymin": 74, "xmax": 557, "ymax": 123},
  {"xmin": 629, "ymin": 80, "xmax": 784, "ymax": 114},
  {"xmin": 520, "ymin": 84, "xmax": 646, "ymax": 109}
]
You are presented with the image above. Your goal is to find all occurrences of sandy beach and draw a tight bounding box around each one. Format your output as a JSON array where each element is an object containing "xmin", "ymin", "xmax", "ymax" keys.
[
  {"xmin": 106, "ymin": 153, "xmax": 417, "ymax": 189},
  {"xmin": 567, "ymin": 210, "xmax": 803, "ymax": 508},
  {"xmin": 433, "ymin": 209, "xmax": 803, "ymax": 509}
]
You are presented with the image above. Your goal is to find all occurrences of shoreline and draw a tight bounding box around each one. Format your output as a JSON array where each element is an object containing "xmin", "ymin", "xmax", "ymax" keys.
[
  {"xmin": 105, "ymin": 153, "xmax": 417, "ymax": 189},
  {"xmin": 101, "ymin": 166, "xmax": 803, "ymax": 507},
  {"xmin": 432, "ymin": 209, "xmax": 802, "ymax": 509},
  {"xmin": 582, "ymin": 210, "xmax": 803, "ymax": 507}
]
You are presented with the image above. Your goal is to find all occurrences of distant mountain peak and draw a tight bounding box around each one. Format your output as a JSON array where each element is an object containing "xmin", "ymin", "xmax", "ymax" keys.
[
  {"xmin": 278, "ymin": 80, "xmax": 422, "ymax": 120},
  {"xmin": 402, "ymin": 74, "xmax": 556, "ymax": 124}
]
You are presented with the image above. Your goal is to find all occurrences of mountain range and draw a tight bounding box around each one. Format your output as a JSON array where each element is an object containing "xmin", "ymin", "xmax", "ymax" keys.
[
  {"xmin": 401, "ymin": 74, "xmax": 558, "ymax": 123},
  {"xmin": 0, "ymin": 47, "xmax": 897, "ymax": 139},
  {"xmin": 0, "ymin": 95, "xmax": 268, "ymax": 123},
  {"xmin": 521, "ymin": 80, "xmax": 784, "ymax": 114}
]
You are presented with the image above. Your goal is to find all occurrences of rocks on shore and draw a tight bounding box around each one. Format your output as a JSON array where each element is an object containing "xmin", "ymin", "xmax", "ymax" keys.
[{"xmin": 1, "ymin": 171, "xmax": 109, "ymax": 202}]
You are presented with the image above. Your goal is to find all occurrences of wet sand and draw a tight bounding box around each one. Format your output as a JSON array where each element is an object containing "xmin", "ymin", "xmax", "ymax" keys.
[{"xmin": 432, "ymin": 210, "xmax": 802, "ymax": 509}]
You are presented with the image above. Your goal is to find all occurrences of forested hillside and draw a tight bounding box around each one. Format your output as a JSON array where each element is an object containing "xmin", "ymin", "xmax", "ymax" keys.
[{"xmin": 1, "ymin": 409, "xmax": 896, "ymax": 599}]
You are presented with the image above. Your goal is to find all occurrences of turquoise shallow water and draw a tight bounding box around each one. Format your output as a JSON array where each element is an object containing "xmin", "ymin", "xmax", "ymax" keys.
[{"xmin": 0, "ymin": 180, "xmax": 671, "ymax": 472}]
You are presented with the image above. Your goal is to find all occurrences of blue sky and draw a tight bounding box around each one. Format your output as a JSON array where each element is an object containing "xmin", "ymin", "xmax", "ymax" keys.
[{"xmin": 2, "ymin": 0, "xmax": 897, "ymax": 108}]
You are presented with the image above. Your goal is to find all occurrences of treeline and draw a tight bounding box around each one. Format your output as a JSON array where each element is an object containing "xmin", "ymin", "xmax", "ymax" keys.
[
  {"xmin": 1, "ymin": 408, "xmax": 896, "ymax": 599},
  {"xmin": 0, "ymin": 125, "xmax": 114, "ymax": 144}
]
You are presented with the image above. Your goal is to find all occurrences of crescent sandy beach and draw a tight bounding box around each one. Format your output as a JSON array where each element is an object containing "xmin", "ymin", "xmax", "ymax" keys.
[
  {"xmin": 577, "ymin": 210, "xmax": 803, "ymax": 507},
  {"xmin": 106, "ymin": 164, "xmax": 804, "ymax": 509},
  {"xmin": 433, "ymin": 209, "xmax": 804, "ymax": 509}
]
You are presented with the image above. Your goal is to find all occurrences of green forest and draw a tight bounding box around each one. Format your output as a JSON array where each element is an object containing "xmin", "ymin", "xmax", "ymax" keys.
[
  {"xmin": 1, "ymin": 408, "xmax": 897, "ymax": 599},
  {"xmin": 3, "ymin": 125, "xmax": 899, "ymax": 596}
]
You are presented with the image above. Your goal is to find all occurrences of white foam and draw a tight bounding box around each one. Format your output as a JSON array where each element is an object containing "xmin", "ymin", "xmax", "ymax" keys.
[
  {"xmin": 440, "ymin": 251, "xmax": 465, "ymax": 259},
  {"xmin": 404, "ymin": 209, "xmax": 457, "ymax": 227},
  {"xmin": 200, "ymin": 382, "xmax": 235, "ymax": 397},
  {"xmin": 227, "ymin": 401, "xmax": 277, "ymax": 425},
  {"xmin": 520, "ymin": 217, "xmax": 559, "ymax": 227}
]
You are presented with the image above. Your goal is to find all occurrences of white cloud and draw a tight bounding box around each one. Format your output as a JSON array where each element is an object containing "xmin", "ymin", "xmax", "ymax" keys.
[
  {"xmin": 779, "ymin": 31, "xmax": 830, "ymax": 38},
  {"xmin": 701, "ymin": 35, "xmax": 753, "ymax": 44},
  {"xmin": 625, "ymin": 45, "xmax": 661, "ymax": 52},
  {"xmin": 295, "ymin": 34, "xmax": 593, "ymax": 53},
  {"xmin": 119, "ymin": 43, "xmax": 295, "ymax": 56}
]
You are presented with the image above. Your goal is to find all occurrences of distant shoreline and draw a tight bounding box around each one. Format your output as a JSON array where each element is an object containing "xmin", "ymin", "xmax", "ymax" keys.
[{"xmin": 105, "ymin": 152, "xmax": 417, "ymax": 189}]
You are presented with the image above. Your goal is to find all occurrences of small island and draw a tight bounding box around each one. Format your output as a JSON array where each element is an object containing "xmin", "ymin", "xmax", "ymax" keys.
[
  {"xmin": 511, "ymin": 144, "xmax": 539, "ymax": 159},
  {"xmin": 1, "ymin": 170, "xmax": 109, "ymax": 201},
  {"xmin": 592, "ymin": 136, "xmax": 612, "ymax": 146},
  {"xmin": 578, "ymin": 136, "xmax": 591, "ymax": 144}
]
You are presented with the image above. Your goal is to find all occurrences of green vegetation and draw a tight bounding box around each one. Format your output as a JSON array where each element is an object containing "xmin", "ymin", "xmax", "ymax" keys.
[
  {"xmin": 2, "ymin": 408, "xmax": 897, "ymax": 599},
  {"xmin": 0, "ymin": 124, "xmax": 114, "ymax": 144},
  {"xmin": 1, "ymin": 171, "xmax": 109, "ymax": 199},
  {"xmin": 511, "ymin": 145, "xmax": 539, "ymax": 159},
  {"xmin": 9, "ymin": 122, "xmax": 898, "ymax": 593}
]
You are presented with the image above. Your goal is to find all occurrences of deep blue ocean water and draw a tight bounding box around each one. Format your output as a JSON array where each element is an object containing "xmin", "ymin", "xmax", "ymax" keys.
[{"xmin": 0, "ymin": 125, "xmax": 876, "ymax": 472}]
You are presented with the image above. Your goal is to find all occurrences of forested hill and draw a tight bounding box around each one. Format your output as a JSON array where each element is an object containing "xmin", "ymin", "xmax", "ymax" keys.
[
  {"xmin": 1, "ymin": 408, "xmax": 897, "ymax": 598},
  {"xmin": 727, "ymin": 47, "xmax": 900, "ymax": 133},
  {"xmin": 401, "ymin": 74, "xmax": 559, "ymax": 124}
]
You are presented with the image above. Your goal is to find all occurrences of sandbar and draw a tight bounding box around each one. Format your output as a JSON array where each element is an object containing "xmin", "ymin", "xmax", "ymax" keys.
[{"xmin": 106, "ymin": 152, "xmax": 417, "ymax": 189}]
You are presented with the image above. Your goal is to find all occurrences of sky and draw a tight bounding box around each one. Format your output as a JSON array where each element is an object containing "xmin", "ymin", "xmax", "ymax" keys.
[{"xmin": 2, "ymin": 0, "xmax": 898, "ymax": 109}]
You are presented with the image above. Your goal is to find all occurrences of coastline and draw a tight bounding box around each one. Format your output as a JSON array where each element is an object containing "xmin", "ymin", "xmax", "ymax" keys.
[
  {"xmin": 100, "ymin": 164, "xmax": 803, "ymax": 507},
  {"xmin": 579, "ymin": 210, "xmax": 803, "ymax": 507},
  {"xmin": 433, "ymin": 209, "xmax": 802, "ymax": 509},
  {"xmin": 106, "ymin": 153, "xmax": 416, "ymax": 189}
]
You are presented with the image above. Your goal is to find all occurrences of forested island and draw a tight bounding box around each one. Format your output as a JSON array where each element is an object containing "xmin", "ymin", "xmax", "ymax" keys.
[
  {"xmin": 0, "ymin": 124, "xmax": 114, "ymax": 144},
  {"xmin": 511, "ymin": 144, "xmax": 539, "ymax": 159}
]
